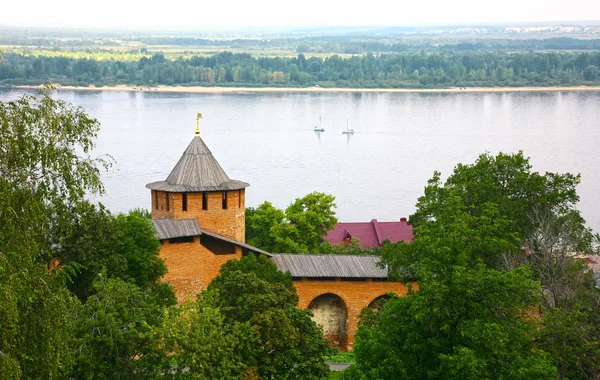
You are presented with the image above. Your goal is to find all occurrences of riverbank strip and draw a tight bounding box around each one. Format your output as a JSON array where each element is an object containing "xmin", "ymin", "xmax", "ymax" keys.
[{"xmin": 9, "ymin": 84, "xmax": 600, "ymax": 94}]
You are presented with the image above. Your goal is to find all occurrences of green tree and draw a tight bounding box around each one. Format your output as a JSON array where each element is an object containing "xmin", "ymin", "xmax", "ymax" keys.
[
  {"xmin": 353, "ymin": 267, "xmax": 556, "ymax": 379},
  {"xmin": 285, "ymin": 191, "xmax": 338, "ymax": 253},
  {"xmin": 0, "ymin": 90, "xmax": 110, "ymax": 378},
  {"xmin": 246, "ymin": 192, "xmax": 338, "ymax": 253},
  {"xmin": 354, "ymin": 197, "xmax": 557, "ymax": 379},
  {"xmin": 206, "ymin": 254, "xmax": 332, "ymax": 379},
  {"xmin": 155, "ymin": 294, "xmax": 257, "ymax": 379},
  {"xmin": 367, "ymin": 151, "xmax": 598, "ymax": 380},
  {"xmin": 70, "ymin": 276, "xmax": 163, "ymax": 379},
  {"xmin": 0, "ymin": 251, "xmax": 77, "ymax": 379},
  {"xmin": 55, "ymin": 202, "xmax": 175, "ymax": 305},
  {"xmin": 322, "ymin": 237, "xmax": 382, "ymax": 255},
  {"xmin": 0, "ymin": 91, "xmax": 111, "ymax": 262},
  {"xmin": 509, "ymin": 210, "xmax": 600, "ymax": 379},
  {"xmin": 583, "ymin": 65, "xmax": 598, "ymax": 81},
  {"xmin": 406, "ymin": 151, "xmax": 589, "ymax": 269},
  {"xmin": 246, "ymin": 201, "xmax": 306, "ymax": 253}
]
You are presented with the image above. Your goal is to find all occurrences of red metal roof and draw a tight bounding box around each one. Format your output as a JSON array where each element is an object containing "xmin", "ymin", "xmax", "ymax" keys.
[{"xmin": 326, "ymin": 218, "xmax": 413, "ymax": 247}]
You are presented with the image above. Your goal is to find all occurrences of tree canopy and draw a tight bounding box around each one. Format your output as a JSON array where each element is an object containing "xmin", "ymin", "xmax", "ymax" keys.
[
  {"xmin": 54, "ymin": 202, "xmax": 174, "ymax": 305},
  {"xmin": 0, "ymin": 90, "xmax": 111, "ymax": 378},
  {"xmin": 246, "ymin": 191, "xmax": 338, "ymax": 253},
  {"xmin": 206, "ymin": 254, "xmax": 332, "ymax": 379},
  {"xmin": 350, "ymin": 151, "xmax": 599, "ymax": 379},
  {"xmin": 0, "ymin": 90, "xmax": 175, "ymax": 378},
  {"xmin": 71, "ymin": 276, "xmax": 164, "ymax": 379},
  {"xmin": 386, "ymin": 151, "xmax": 591, "ymax": 276}
]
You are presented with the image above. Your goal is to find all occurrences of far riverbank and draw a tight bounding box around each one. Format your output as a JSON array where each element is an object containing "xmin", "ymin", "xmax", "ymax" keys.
[{"xmin": 8, "ymin": 84, "xmax": 600, "ymax": 94}]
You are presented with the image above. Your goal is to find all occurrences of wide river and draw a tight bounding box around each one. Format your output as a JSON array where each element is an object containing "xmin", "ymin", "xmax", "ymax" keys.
[{"xmin": 1, "ymin": 88, "xmax": 599, "ymax": 233}]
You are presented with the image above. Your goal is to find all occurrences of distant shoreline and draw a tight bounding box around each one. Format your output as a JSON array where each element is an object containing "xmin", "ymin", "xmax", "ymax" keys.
[{"xmin": 9, "ymin": 84, "xmax": 600, "ymax": 94}]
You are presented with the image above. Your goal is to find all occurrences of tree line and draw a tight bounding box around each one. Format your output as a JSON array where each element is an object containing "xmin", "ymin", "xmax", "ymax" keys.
[
  {"xmin": 1, "ymin": 50, "xmax": 600, "ymax": 88},
  {"xmin": 3, "ymin": 33, "xmax": 600, "ymax": 54}
]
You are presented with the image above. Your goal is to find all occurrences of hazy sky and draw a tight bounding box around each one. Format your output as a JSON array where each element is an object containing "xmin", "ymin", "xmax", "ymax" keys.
[{"xmin": 2, "ymin": 0, "xmax": 599, "ymax": 29}]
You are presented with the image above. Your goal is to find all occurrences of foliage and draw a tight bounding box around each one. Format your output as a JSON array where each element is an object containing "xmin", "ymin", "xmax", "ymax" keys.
[
  {"xmin": 506, "ymin": 209, "xmax": 600, "ymax": 379},
  {"xmin": 366, "ymin": 151, "xmax": 599, "ymax": 379},
  {"xmin": 401, "ymin": 151, "xmax": 589, "ymax": 271},
  {"xmin": 154, "ymin": 294, "xmax": 257, "ymax": 379},
  {"xmin": 0, "ymin": 91, "xmax": 110, "ymax": 379},
  {"xmin": 0, "ymin": 91, "xmax": 174, "ymax": 379},
  {"xmin": 130, "ymin": 207, "xmax": 152, "ymax": 219},
  {"xmin": 0, "ymin": 90, "xmax": 111, "ymax": 262},
  {"xmin": 538, "ymin": 305, "xmax": 600, "ymax": 379},
  {"xmin": 206, "ymin": 254, "xmax": 332, "ymax": 379},
  {"xmin": 3, "ymin": 49, "xmax": 600, "ymax": 88},
  {"xmin": 506, "ymin": 209, "xmax": 597, "ymax": 309},
  {"xmin": 286, "ymin": 191, "xmax": 338, "ymax": 253},
  {"xmin": 353, "ymin": 264, "xmax": 556, "ymax": 379},
  {"xmin": 0, "ymin": 252, "xmax": 77, "ymax": 379},
  {"xmin": 54, "ymin": 202, "xmax": 175, "ymax": 305},
  {"xmin": 70, "ymin": 276, "xmax": 163, "ymax": 379},
  {"xmin": 246, "ymin": 201, "xmax": 305, "ymax": 253},
  {"xmin": 322, "ymin": 238, "xmax": 382, "ymax": 256},
  {"xmin": 246, "ymin": 191, "xmax": 338, "ymax": 253}
]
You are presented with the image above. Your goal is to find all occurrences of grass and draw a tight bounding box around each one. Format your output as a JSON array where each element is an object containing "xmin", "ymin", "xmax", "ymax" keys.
[
  {"xmin": 328, "ymin": 371, "xmax": 348, "ymax": 379},
  {"xmin": 324, "ymin": 350, "xmax": 355, "ymax": 363}
]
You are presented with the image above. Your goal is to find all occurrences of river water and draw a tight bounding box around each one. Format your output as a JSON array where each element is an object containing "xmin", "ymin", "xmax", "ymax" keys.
[{"xmin": 1, "ymin": 88, "xmax": 599, "ymax": 233}]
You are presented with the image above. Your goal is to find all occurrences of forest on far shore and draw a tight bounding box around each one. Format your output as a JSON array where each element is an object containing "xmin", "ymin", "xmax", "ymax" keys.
[{"xmin": 1, "ymin": 50, "xmax": 600, "ymax": 88}]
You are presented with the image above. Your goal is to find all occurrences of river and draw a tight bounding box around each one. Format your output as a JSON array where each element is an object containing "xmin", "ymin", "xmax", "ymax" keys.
[{"xmin": 1, "ymin": 88, "xmax": 599, "ymax": 233}]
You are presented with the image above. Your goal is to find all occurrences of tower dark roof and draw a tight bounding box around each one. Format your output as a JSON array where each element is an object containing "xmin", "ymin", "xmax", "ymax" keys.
[{"xmin": 146, "ymin": 136, "xmax": 249, "ymax": 192}]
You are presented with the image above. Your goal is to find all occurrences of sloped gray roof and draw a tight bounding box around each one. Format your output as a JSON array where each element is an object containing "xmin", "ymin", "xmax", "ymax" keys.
[
  {"xmin": 199, "ymin": 229, "xmax": 271, "ymax": 257},
  {"xmin": 270, "ymin": 254, "xmax": 388, "ymax": 279},
  {"xmin": 151, "ymin": 218, "xmax": 269, "ymax": 256},
  {"xmin": 153, "ymin": 218, "xmax": 202, "ymax": 240},
  {"xmin": 146, "ymin": 136, "xmax": 249, "ymax": 192}
]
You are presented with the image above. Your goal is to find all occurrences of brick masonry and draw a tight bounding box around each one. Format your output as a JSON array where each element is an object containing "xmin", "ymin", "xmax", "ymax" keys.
[
  {"xmin": 159, "ymin": 236, "xmax": 242, "ymax": 302},
  {"xmin": 294, "ymin": 279, "xmax": 417, "ymax": 349}
]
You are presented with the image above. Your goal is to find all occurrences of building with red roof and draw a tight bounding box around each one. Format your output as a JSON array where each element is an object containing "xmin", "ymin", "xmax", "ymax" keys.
[{"xmin": 326, "ymin": 217, "xmax": 413, "ymax": 247}]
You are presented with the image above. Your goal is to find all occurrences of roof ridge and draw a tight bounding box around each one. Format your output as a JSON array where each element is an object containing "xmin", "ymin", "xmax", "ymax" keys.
[{"xmin": 370, "ymin": 219, "xmax": 384, "ymax": 246}]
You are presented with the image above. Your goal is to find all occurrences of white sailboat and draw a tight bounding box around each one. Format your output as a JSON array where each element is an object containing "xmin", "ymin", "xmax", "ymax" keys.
[
  {"xmin": 342, "ymin": 119, "xmax": 354, "ymax": 134},
  {"xmin": 314, "ymin": 116, "xmax": 325, "ymax": 132}
]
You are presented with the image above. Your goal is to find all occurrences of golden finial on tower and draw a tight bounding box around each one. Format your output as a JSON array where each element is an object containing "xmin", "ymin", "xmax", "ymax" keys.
[{"xmin": 195, "ymin": 113, "xmax": 202, "ymax": 135}]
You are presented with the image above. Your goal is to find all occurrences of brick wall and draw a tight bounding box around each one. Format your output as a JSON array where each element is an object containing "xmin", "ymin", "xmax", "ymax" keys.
[
  {"xmin": 158, "ymin": 236, "xmax": 242, "ymax": 303},
  {"xmin": 159, "ymin": 238, "xmax": 415, "ymax": 348},
  {"xmin": 294, "ymin": 279, "xmax": 416, "ymax": 350}
]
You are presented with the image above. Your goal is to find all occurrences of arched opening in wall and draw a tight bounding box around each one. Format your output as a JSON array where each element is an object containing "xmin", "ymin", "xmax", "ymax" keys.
[
  {"xmin": 308, "ymin": 293, "xmax": 348, "ymax": 350},
  {"xmin": 368, "ymin": 294, "xmax": 392, "ymax": 312}
]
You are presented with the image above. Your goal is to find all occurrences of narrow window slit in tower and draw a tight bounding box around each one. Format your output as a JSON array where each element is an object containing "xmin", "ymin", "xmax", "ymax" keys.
[{"xmin": 202, "ymin": 192, "xmax": 208, "ymax": 210}]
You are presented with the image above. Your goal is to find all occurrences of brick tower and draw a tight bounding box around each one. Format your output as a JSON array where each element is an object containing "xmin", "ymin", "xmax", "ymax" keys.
[{"xmin": 145, "ymin": 115, "xmax": 253, "ymax": 299}]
